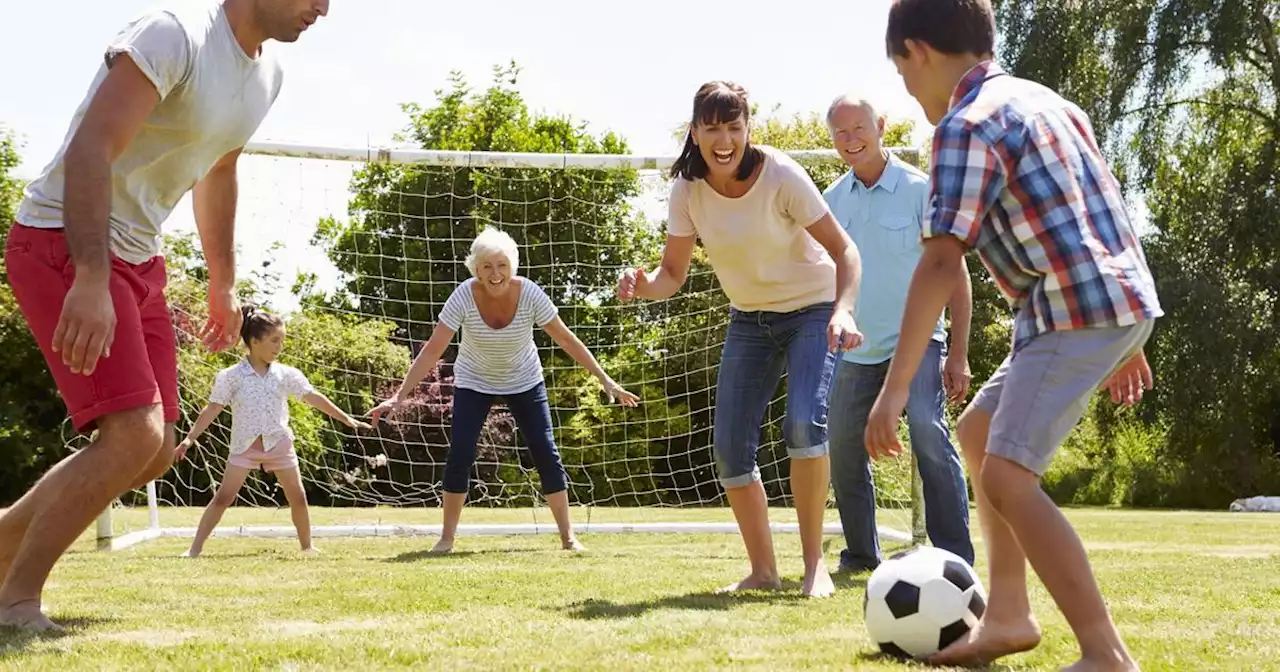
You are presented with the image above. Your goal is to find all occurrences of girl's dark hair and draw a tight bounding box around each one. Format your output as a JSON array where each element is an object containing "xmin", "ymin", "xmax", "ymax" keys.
[
  {"xmin": 240, "ymin": 304, "xmax": 283, "ymax": 346},
  {"xmin": 669, "ymin": 81, "xmax": 764, "ymax": 182},
  {"xmin": 885, "ymin": 0, "xmax": 995, "ymax": 59}
]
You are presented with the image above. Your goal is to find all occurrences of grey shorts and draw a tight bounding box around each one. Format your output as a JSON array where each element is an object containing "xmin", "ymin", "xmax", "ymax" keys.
[{"xmin": 972, "ymin": 320, "xmax": 1154, "ymax": 476}]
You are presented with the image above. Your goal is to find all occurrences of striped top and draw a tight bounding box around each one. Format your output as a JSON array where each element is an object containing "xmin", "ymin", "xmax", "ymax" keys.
[
  {"xmin": 439, "ymin": 278, "xmax": 559, "ymax": 395},
  {"xmin": 924, "ymin": 60, "xmax": 1162, "ymax": 351}
]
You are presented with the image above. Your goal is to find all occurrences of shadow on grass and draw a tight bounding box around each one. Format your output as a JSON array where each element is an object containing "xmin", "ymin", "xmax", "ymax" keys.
[
  {"xmin": 562, "ymin": 578, "xmax": 834, "ymax": 620},
  {"xmin": 851, "ymin": 648, "xmax": 1015, "ymax": 671},
  {"xmin": 0, "ymin": 615, "xmax": 117, "ymax": 655},
  {"xmin": 383, "ymin": 546, "xmax": 554, "ymax": 563}
]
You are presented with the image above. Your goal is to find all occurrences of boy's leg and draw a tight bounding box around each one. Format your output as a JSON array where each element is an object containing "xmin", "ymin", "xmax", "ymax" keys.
[
  {"xmin": 933, "ymin": 323, "xmax": 1151, "ymax": 668},
  {"xmin": 780, "ymin": 302, "xmax": 838, "ymax": 598},
  {"xmin": 827, "ymin": 358, "xmax": 888, "ymax": 572},
  {"xmin": 903, "ymin": 341, "xmax": 974, "ymax": 564}
]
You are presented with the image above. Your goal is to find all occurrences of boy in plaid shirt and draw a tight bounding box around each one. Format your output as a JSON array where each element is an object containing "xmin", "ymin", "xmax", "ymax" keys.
[{"xmin": 865, "ymin": 1, "xmax": 1160, "ymax": 669}]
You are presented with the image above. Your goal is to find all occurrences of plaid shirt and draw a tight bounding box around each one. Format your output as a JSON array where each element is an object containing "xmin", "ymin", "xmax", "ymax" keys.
[{"xmin": 924, "ymin": 61, "xmax": 1162, "ymax": 351}]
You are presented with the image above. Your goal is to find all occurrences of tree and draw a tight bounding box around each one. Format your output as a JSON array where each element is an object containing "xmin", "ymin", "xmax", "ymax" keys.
[{"xmin": 994, "ymin": 1, "xmax": 1280, "ymax": 506}]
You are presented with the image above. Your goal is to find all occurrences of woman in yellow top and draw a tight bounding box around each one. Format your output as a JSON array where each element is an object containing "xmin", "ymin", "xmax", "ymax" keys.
[{"xmin": 618, "ymin": 81, "xmax": 863, "ymax": 598}]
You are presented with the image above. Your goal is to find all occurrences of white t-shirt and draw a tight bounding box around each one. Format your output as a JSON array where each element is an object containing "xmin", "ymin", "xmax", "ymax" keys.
[
  {"xmin": 209, "ymin": 359, "xmax": 315, "ymax": 455},
  {"xmin": 438, "ymin": 278, "xmax": 559, "ymax": 396},
  {"xmin": 667, "ymin": 145, "xmax": 836, "ymax": 313},
  {"xmin": 16, "ymin": 4, "xmax": 284, "ymax": 264}
]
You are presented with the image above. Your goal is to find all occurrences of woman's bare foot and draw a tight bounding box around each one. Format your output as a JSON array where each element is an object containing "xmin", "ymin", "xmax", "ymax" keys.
[
  {"xmin": 0, "ymin": 600, "xmax": 64, "ymax": 634},
  {"xmin": 562, "ymin": 538, "xmax": 585, "ymax": 552},
  {"xmin": 927, "ymin": 616, "xmax": 1042, "ymax": 667},
  {"xmin": 716, "ymin": 573, "xmax": 782, "ymax": 594},
  {"xmin": 802, "ymin": 564, "xmax": 836, "ymax": 598},
  {"xmin": 430, "ymin": 537, "xmax": 455, "ymax": 554},
  {"xmin": 299, "ymin": 546, "xmax": 321, "ymax": 556},
  {"xmin": 1061, "ymin": 657, "xmax": 1140, "ymax": 672}
]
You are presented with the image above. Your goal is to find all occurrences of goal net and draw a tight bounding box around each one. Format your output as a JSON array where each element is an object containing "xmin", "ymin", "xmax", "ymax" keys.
[{"xmin": 92, "ymin": 143, "xmax": 926, "ymax": 550}]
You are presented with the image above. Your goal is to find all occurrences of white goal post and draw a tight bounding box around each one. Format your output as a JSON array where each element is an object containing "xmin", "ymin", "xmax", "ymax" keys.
[{"xmin": 93, "ymin": 142, "xmax": 929, "ymax": 551}]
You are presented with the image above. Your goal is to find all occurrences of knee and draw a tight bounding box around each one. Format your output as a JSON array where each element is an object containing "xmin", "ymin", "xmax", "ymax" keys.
[
  {"xmin": 978, "ymin": 456, "xmax": 1034, "ymax": 513},
  {"xmin": 783, "ymin": 414, "xmax": 826, "ymax": 456},
  {"xmin": 955, "ymin": 405, "xmax": 991, "ymax": 456},
  {"xmin": 212, "ymin": 488, "xmax": 239, "ymax": 509},
  {"xmin": 96, "ymin": 405, "xmax": 166, "ymax": 465}
]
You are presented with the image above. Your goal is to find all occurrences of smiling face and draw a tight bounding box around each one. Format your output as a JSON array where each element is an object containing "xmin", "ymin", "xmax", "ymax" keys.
[
  {"xmin": 248, "ymin": 325, "xmax": 286, "ymax": 364},
  {"xmin": 691, "ymin": 112, "xmax": 750, "ymax": 181},
  {"xmin": 828, "ymin": 100, "xmax": 885, "ymax": 171},
  {"xmin": 474, "ymin": 251, "xmax": 514, "ymax": 297}
]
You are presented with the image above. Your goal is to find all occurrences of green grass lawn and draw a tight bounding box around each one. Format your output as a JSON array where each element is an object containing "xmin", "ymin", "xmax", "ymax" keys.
[{"xmin": 2, "ymin": 506, "xmax": 1278, "ymax": 670}]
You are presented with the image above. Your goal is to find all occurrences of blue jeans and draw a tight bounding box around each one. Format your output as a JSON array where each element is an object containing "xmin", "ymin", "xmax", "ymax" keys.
[
  {"xmin": 828, "ymin": 340, "xmax": 974, "ymax": 567},
  {"xmin": 713, "ymin": 302, "xmax": 837, "ymax": 488},
  {"xmin": 445, "ymin": 382, "xmax": 568, "ymax": 495}
]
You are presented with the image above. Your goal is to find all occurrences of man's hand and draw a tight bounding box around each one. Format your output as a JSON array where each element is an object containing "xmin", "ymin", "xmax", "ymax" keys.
[
  {"xmin": 52, "ymin": 276, "xmax": 117, "ymax": 375},
  {"xmin": 201, "ymin": 288, "xmax": 241, "ymax": 352},
  {"xmin": 942, "ymin": 349, "xmax": 971, "ymax": 404},
  {"xmin": 1104, "ymin": 349, "xmax": 1154, "ymax": 407}
]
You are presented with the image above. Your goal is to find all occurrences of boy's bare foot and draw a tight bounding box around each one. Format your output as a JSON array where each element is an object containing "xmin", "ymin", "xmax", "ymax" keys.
[
  {"xmin": 300, "ymin": 547, "xmax": 321, "ymax": 556},
  {"xmin": 562, "ymin": 538, "xmax": 585, "ymax": 552},
  {"xmin": 802, "ymin": 564, "xmax": 836, "ymax": 598},
  {"xmin": 430, "ymin": 537, "xmax": 455, "ymax": 554},
  {"xmin": 0, "ymin": 600, "xmax": 64, "ymax": 634},
  {"xmin": 179, "ymin": 548, "xmax": 200, "ymax": 558},
  {"xmin": 716, "ymin": 573, "xmax": 782, "ymax": 593},
  {"xmin": 1060, "ymin": 656, "xmax": 1140, "ymax": 671},
  {"xmin": 928, "ymin": 616, "xmax": 1042, "ymax": 666}
]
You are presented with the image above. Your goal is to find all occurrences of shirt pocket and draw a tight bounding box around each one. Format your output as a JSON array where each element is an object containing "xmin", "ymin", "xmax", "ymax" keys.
[{"xmin": 874, "ymin": 215, "xmax": 921, "ymax": 254}]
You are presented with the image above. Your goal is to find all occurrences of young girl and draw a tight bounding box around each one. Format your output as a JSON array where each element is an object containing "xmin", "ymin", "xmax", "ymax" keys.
[
  {"xmin": 176, "ymin": 306, "xmax": 370, "ymax": 557},
  {"xmin": 369, "ymin": 227, "xmax": 639, "ymax": 554},
  {"xmin": 617, "ymin": 81, "xmax": 864, "ymax": 598}
]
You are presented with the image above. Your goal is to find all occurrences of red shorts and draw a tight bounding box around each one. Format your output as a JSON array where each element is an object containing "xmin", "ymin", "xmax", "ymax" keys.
[{"xmin": 3, "ymin": 224, "xmax": 179, "ymax": 433}]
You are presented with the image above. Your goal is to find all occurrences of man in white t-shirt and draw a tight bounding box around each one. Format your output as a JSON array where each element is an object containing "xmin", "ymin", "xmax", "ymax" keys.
[{"xmin": 0, "ymin": 0, "xmax": 329, "ymax": 631}]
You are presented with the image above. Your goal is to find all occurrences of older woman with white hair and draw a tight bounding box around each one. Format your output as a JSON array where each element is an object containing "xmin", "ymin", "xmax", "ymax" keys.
[{"xmin": 370, "ymin": 227, "xmax": 638, "ymax": 553}]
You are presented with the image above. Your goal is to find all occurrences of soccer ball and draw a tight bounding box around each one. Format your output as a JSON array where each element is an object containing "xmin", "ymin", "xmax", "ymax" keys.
[{"xmin": 863, "ymin": 545, "xmax": 987, "ymax": 660}]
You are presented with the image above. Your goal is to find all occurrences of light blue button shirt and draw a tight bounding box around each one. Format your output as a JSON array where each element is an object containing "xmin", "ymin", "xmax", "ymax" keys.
[{"xmin": 823, "ymin": 154, "xmax": 947, "ymax": 365}]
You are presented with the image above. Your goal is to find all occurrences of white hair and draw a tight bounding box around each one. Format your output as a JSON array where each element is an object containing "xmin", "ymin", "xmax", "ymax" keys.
[
  {"xmin": 464, "ymin": 227, "xmax": 520, "ymax": 276},
  {"xmin": 826, "ymin": 93, "xmax": 885, "ymax": 128}
]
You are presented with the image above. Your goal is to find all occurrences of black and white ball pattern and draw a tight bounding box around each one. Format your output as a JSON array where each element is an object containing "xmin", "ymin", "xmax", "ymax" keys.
[{"xmin": 863, "ymin": 545, "xmax": 987, "ymax": 660}]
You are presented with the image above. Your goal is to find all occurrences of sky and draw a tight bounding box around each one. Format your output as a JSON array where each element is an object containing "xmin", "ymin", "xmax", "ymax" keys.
[{"xmin": 2, "ymin": 0, "xmax": 930, "ymax": 311}]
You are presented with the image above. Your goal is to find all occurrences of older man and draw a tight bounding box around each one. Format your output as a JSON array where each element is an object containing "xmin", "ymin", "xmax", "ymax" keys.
[{"xmin": 822, "ymin": 94, "xmax": 975, "ymax": 571}]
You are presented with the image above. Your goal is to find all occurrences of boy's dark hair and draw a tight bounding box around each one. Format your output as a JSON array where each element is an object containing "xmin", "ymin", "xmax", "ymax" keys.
[
  {"xmin": 240, "ymin": 304, "xmax": 283, "ymax": 346},
  {"xmin": 885, "ymin": 0, "xmax": 996, "ymax": 59},
  {"xmin": 670, "ymin": 81, "xmax": 764, "ymax": 182}
]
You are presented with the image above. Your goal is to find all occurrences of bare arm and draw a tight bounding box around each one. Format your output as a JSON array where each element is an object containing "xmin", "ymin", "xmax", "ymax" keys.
[
  {"xmin": 805, "ymin": 213, "xmax": 861, "ymax": 316},
  {"xmin": 543, "ymin": 317, "xmax": 639, "ymax": 406},
  {"xmin": 54, "ymin": 55, "xmax": 162, "ymax": 375},
  {"xmin": 193, "ymin": 148, "xmax": 240, "ymax": 294},
  {"xmin": 947, "ymin": 255, "xmax": 973, "ymax": 359},
  {"xmin": 303, "ymin": 393, "xmax": 366, "ymax": 428},
  {"xmin": 393, "ymin": 322, "xmax": 457, "ymax": 401},
  {"xmin": 181, "ymin": 403, "xmax": 227, "ymax": 444},
  {"xmin": 63, "ymin": 55, "xmax": 160, "ymax": 284},
  {"xmin": 884, "ymin": 236, "xmax": 968, "ymax": 394},
  {"xmin": 620, "ymin": 235, "xmax": 697, "ymax": 301}
]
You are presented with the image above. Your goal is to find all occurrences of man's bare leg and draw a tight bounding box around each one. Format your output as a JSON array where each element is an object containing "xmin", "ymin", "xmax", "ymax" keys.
[
  {"xmin": 0, "ymin": 405, "xmax": 165, "ymax": 631},
  {"xmin": 929, "ymin": 405, "xmax": 1041, "ymax": 666}
]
